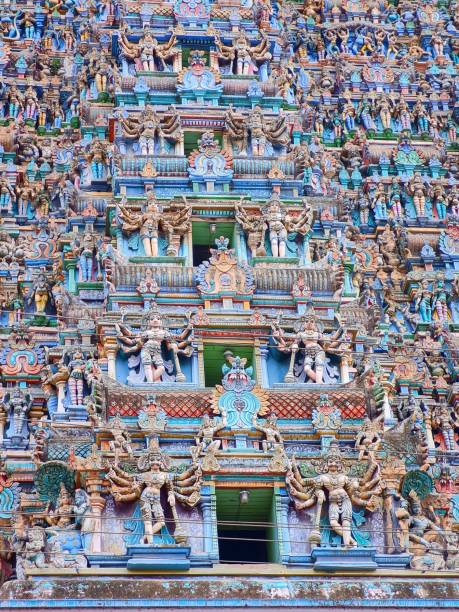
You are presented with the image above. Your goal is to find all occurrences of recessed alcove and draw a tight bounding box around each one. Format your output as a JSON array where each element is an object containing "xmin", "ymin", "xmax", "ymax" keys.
[
  {"xmin": 203, "ymin": 344, "xmax": 255, "ymax": 388},
  {"xmin": 216, "ymin": 488, "xmax": 277, "ymax": 564}
]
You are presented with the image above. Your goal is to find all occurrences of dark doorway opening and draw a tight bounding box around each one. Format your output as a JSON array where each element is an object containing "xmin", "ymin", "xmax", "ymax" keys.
[
  {"xmin": 218, "ymin": 528, "xmax": 268, "ymax": 563},
  {"xmin": 192, "ymin": 244, "xmax": 211, "ymax": 267},
  {"xmin": 215, "ymin": 488, "xmax": 277, "ymax": 564}
]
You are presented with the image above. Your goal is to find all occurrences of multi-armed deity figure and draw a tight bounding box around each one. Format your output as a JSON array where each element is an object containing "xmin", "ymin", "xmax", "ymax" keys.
[
  {"xmin": 117, "ymin": 191, "xmax": 190, "ymax": 257},
  {"xmin": 107, "ymin": 437, "xmax": 201, "ymax": 545},
  {"xmin": 286, "ymin": 440, "xmax": 381, "ymax": 548},
  {"xmin": 214, "ymin": 32, "xmax": 271, "ymax": 76},
  {"xmin": 120, "ymin": 105, "xmax": 182, "ymax": 155},
  {"xmin": 119, "ymin": 28, "xmax": 179, "ymax": 72},
  {"xmin": 115, "ymin": 307, "xmax": 193, "ymax": 384},
  {"xmin": 236, "ymin": 193, "xmax": 313, "ymax": 258},
  {"xmin": 271, "ymin": 310, "xmax": 349, "ymax": 384},
  {"xmin": 225, "ymin": 106, "xmax": 290, "ymax": 156}
]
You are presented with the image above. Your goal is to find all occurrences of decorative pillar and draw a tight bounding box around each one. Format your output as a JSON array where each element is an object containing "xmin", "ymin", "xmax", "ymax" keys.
[
  {"xmin": 185, "ymin": 226, "xmax": 193, "ymax": 266},
  {"xmin": 197, "ymin": 340, "xmax": 205, "ymax": 387},
  {"xmin": 276, "ymin": 488, "xmax": 291, "ymax": 563},
  {"xmin": 104, "ymin": 338, "xmax": 118, "ymax": 380},
  {"xmin": 382, "ymin": 383, "xmax": 396, "ymax": 429},
  {"xmin": 200, "ymin": 486, "xmax": 219, "ymax": 561},
  {"xmin": 85, "ymin": 475, "xmax": 106, "ymax": 554},
  {"xmin": 191, "ymin": 341, "xmax": 199, "ymax": 384},
  {"xmin": 302, "ymin": 233, "xmax": 311, "ymax": 265},
  {"xmin": 56, "ymin": 380, "xmax": 67, "ymax": 416},
  {"xmin": 424, "ymin": 407, "xmax": 436, "ymax": 451},
  {"xmin": 0, "ymin": 410, "xmax": 6, "ymax": 444},
  {"xmin": 259, "ymin": 345, "xmax": 269, "ymax": 388},
  {"xmin": 340, "ymin": 354, "xmax": 352, "ymax": 384}
]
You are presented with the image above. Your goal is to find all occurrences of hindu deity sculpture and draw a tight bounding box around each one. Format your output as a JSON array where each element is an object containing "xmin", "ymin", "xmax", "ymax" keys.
[
  {"xmin": 86, "ymin": 139, "xmax": 110, "ymax": 181},
  {"xmin": 237, "ymin": 193, "xmax": 313, "ymax": 258},
  {"xmin": 431, "ymin": 402, "xmax": 457, "ymax": 451},
  {"xmin": 107, "ymin": 438, "xmax": 201, "ymax": 545},
  {"xmin": 120, "ymin": 106, "xmax": 182, "ymax": 155},
  {"xmin": 118, "ymin": 29, "xmax": 178, "ymax": 73},
  {"xmin": 432, "ymin": 274, "xmax": 449, "ymax": 322},
  {"xmin": 117, "ymin": 191, "xmax": 190, "ymax": 258},
  {"xmin": 253, "ymin": 413, "xmax": 283, "ymax": 452},
  {"xmin": 271, "ymin": 310, "xmax": 348, "ymax": 384},
  {"xmin": 214, "ymin": 31, "xmax": 271, "ymax": 76},
  {"xmin": 0, "ymin": 175, "xmax": 15, "ymax": 213},
  {"xmin": 396, "ymin": 490, "xmax": 445, "ymax": 569},
  {"xmin": 406, "ymin": 173, "xmax": 428, "ymax": 217},
  {"xmin": 286, "ymin": 440, "xmax": 381, "ymax": 548},
  {"xmin": 108, "ymin": 414, "xmax": 133, "ymax": 464},
  {"xmin": 414, "ymin": 280, "xmax": 433, "ymax": 323},
  {"xmin": 46, "ymin": 483, "xmax": 74, "ymax": 528},
  {"xmin": 71, "ymin": 230, "xmax": 99, "ymax": 282},
  {"xmin": 2, "ymin": 388, "xmax": 32, "ymax": 448},
  {"xmin": 27, "ymin": 271, "xmax": 55, "ymax": 315},
  {"xmin": 66, "ymin": 349, "xmax": 87, "ymax": 406},
  {"xmin": 115, "ymin": 308, "xmax": 193, "ymax": 384},
  {"xmin": 192, "ymin": 413, "xmax": 227, "ymax": 460},
  {"xmin": 12, "ymin": 516, "xmax": 47, "ymax": 579},
  {"xmin": 87, "ymin": 50, "xmax": 115, "ymax": 94}
]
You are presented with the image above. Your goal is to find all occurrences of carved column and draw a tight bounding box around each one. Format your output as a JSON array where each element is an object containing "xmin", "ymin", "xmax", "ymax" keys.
[
  {"xmin": 258, "ymin": 344, "xmax": 270, "ymax": 388},
  {"xmin": 424, "ymin": 407, "xmax": 436, "ymax": 451},
  {"xmin": 197, "ymin": 340, "xmax": 205, "ymax": 387},
  {"xmin": 104, "ymin": 338, "xmax": 118, "ymax": 380},
  {"xmin": 200, "ymin": 486, "xmax": 219, "ymax": 561},
  {"xmin": 85, "ymin": 474, "xmax": 106, "ymax": 554},
  {"xmin": 276, "ymin": 487, "xmax": 291, "ymax": 563},
  {"xmin": 382, "ymin": 383, "xmax": 396, "ymax": 429},
  {"xmin": 185, "ymin": 226, "xmax": 193, "ymax": 267},
  {"xmin": 0, "ymin": 409, "xmax": 6, "ymax": 444},
  {"xmin": 340, "ymin": 354, "xmax": 352, "ymax": 384},
  {"xmin": 191, "ymin": 341, "xmax": 199, "ymax": 385},
  {"xmin": 56, "ymin": 380, "xmax": 67, "ymax": 416}
]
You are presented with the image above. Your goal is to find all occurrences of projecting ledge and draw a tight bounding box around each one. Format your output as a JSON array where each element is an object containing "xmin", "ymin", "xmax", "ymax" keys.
[{"xmin": 2, "ymin": 574, "xmax": 459, "ymax": 609}]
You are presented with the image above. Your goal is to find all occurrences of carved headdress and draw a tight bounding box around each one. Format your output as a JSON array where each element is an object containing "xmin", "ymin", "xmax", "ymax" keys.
[{"xmin": 137, "ymin": 436, "xmax": 170, "ymax": 472}]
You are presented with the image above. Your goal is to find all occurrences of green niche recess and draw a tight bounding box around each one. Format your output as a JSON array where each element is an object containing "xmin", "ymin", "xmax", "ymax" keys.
[
  {"xmin": 203, "ymin": 344, "xmax": 255, "ymax": 388},
  {"xmin": 216, "ymin": 487, "xmax": 277, "ymax": 563},
  {"xmin": 192, "ymin": 220, "xmax": 235, "ymax": 267},
  {"xmin": 184, "ymin": 131, "xmax": 223, "ymax": 157}
]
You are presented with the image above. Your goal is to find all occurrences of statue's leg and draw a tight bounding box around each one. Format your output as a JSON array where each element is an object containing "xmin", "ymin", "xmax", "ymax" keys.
[
  {"xmin": 140, "ymin": 500, "xmax": 154, "ymax": 544},
  {"xmin": 153, "ymin": 365, "xmax": 165, "ymax": 382},
  {"xmin": 142, "ymin": 237, "xmax": 152, "ymax": 256},
  {"xmin": 341, "ymin": 518, "xmax": 356, "ymax": 547},
  {"xmin": 150, "ymin": 505, "xmax": 166, "ymax": 535},
  {"xmin": 270, "ymin": 233, "xmax": 279, "ymax": 258},
  {"xmin": 144, "ymin": 364, "xmax": 154, "ymax": 383},
  {"xmin": 309, "ymin": 490, "xmax": 325, "ymax": 545},
  {"xmin": 278, "ymin": 237, "xmax": 286, "ymax": 258},
  {"xmin": 314, "ymin": 353, "xmax": 325, "ymax": 384}
]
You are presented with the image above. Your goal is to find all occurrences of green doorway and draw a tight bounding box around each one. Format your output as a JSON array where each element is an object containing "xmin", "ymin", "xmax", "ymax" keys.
[
  {"xmin": 203, "ymin": 345, "xmax": 255, "ymax": 388},
  {"xmin": 215, "ymin": 487, "xmax": 278, "ymax": 564}
]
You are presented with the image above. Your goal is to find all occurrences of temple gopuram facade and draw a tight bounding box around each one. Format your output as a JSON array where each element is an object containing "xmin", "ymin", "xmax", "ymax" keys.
[{"xmin": 0, "ymin": 0, "xmax": 458, "ymax": 609}]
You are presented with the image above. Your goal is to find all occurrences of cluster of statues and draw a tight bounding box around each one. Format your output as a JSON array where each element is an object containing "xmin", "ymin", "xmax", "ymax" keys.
[{"xmin": 0, "ymin": 0, "xmax": 457, "ymax": 596}]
